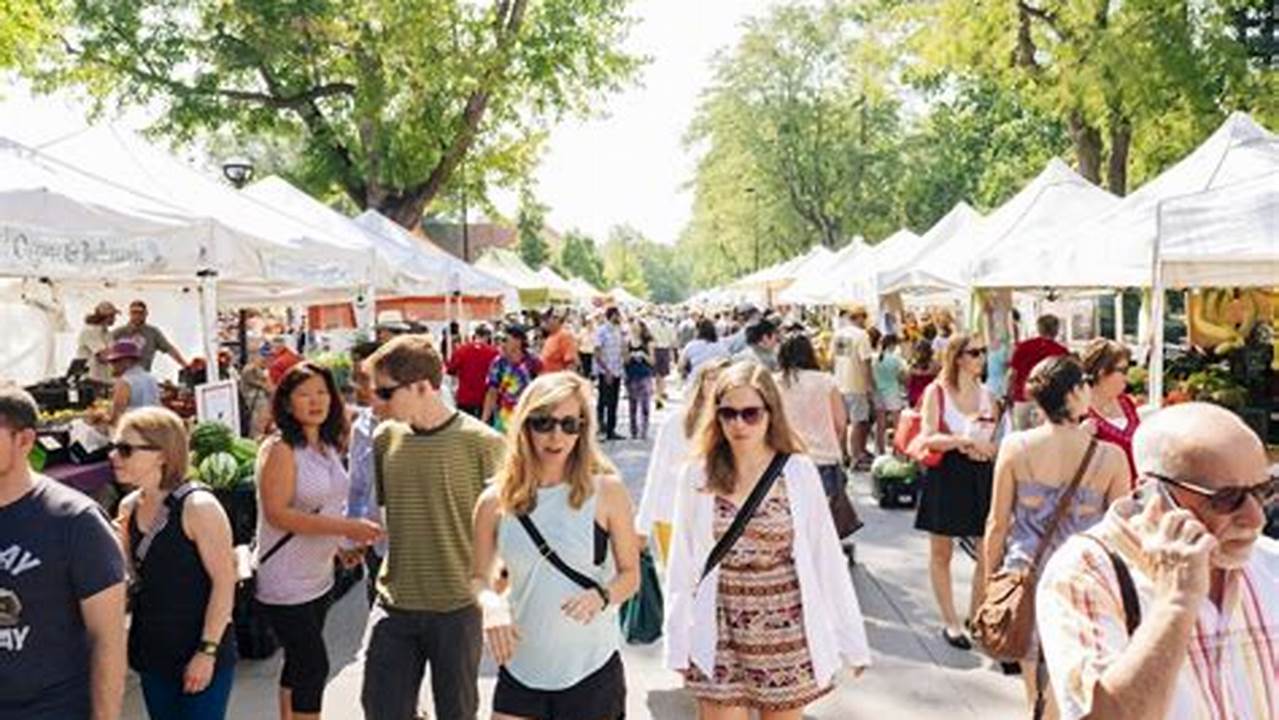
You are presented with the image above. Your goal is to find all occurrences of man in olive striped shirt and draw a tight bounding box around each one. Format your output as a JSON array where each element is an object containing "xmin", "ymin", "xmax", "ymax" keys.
[{"xmin": 360, "ymin": 335, "xmax": 507, "ymax": 720}]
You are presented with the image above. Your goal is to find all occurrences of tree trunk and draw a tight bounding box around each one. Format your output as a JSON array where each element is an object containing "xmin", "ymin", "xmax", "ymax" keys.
[
  {"xmin": 1068, "ymin": 109, "xmax": 1103, "ymax": 185},
  {"xmin": 1107, "ymin": 114, "xmax": 1132, "ymax": 196}
]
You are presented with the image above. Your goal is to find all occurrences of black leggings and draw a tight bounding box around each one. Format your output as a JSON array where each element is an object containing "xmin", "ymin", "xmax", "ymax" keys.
[{"xmin": 261, "ymin": 594, "xmax": 331, "ymax": 713}]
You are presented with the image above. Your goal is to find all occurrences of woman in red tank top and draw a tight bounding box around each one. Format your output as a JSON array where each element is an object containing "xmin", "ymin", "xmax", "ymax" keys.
[
  {"xmin": 906, "ymin": 339, "xmax": 939, "ymax": 408},
  {"xmin": 1082, "ymin": 339, "xmax": 1140, "ymax": 488}
]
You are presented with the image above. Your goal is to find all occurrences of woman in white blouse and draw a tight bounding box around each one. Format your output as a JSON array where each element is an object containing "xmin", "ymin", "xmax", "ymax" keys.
[
  {"xmin": 635, "ymin": 357, "xmax": 731, "ymax": 563},
  {"xmin": 664, "ymin": 361, "xmax": 869, "ymax": 718}
]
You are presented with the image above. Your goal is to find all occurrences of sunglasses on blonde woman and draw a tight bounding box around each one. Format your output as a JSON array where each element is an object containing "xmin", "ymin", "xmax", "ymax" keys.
[
  {"xmin": 716, "ymin": 406, "xmax": 767, "ymax": 425},
  {"xmin": 527, "ymin": 415, "xmax": 583, "ymax": 435}
]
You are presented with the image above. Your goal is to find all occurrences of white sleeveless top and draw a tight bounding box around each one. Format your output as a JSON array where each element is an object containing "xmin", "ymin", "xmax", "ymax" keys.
[{"xmin": 255, "ymin": 443, "xmax": 349, "ymax": 605}]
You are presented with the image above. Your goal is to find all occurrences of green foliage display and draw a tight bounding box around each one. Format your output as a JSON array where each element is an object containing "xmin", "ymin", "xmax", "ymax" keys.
[{"xmin": 27, "ymin": 0, "xmax": 643, "ymax": 228}]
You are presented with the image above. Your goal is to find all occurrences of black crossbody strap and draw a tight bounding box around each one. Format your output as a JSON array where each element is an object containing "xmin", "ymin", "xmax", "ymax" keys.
[
  {"xmin": 701, "ymin": 452, "xmax": 790, "ymax": 582},
  {"xmin": 517, "ymin": 514, "xmax": 605, "ymax": 593}
]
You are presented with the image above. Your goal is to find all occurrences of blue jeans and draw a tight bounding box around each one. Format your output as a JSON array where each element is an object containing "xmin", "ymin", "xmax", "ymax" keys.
[{"xmin": 139, "ymin": 664, "xmax": 235, "ymax": 720}]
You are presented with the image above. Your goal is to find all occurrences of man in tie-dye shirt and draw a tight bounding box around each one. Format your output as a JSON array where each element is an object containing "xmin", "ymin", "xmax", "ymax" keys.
[{"xmin": 482, "ymin": 324, "xmax": 542, "ymax": 433}]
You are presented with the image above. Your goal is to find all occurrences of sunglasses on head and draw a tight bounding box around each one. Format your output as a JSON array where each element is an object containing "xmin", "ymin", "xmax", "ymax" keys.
[
  {"xmin": 1148, "ymin": 472, "xmax": 1278, "ymax": 514},
  {"xmin": 716, "ymin": 405, "xmax": 768, "ymax": 425},
  {"xmin": 107, "ymin": 441, "xmax": 160, "ymax": 458},
  {"xmin": 527, "ymin": 415, "xmax": 583, "ymax": 435}
]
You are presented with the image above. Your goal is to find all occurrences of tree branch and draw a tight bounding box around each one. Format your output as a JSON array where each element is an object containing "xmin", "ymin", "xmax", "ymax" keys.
[{"xmin": 381, "ymin": 0, "xmax": 530, "ymax": 228}]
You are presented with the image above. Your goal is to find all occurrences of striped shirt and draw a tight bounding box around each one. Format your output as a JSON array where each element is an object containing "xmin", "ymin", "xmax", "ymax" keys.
[
  {"xmin": 1037, "ymin": 493, "xmax": 1279, "ymax": 720},
  {"xmin": 374, "ymin": 413, "xmax": 506, "ymax": 612}
]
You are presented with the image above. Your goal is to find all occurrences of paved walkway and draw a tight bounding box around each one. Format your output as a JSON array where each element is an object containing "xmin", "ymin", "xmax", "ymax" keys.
[{"xmin": 124, "ymin": 400, "xmax": 1027, "ymax": 719}]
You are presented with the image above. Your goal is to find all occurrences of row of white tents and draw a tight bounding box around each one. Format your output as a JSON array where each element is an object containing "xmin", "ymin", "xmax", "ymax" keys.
[
  {"xmin": 695, "ymin": 111, "xmax": 1279, "ymax": 406},
  {"xmin": 0, "ymin": 119, "xmax": 613, "ymax": 384}
]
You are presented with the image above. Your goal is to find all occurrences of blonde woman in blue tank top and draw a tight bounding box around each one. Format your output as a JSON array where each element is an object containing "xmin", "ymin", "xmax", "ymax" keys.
[{"xmin": 472, "ymin": 372, "xmax": 641, "ymax": 720}]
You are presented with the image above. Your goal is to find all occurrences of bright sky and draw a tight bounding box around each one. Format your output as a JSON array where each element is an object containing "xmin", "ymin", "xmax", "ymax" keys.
[
  {"xmin": 1, "ymin": 0, "xmax": 779, "ymax": 245},
  {"xmin": 530, "ymin": 0, "xmax": 779, "ymax": 245}
]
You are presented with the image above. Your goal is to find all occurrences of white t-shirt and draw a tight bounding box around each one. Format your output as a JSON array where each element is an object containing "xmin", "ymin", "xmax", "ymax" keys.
[
  {"xmin": 777, "ymin": 370, "xmax": 843, "ymax": 465},
  {"xmin": 681, "ymin": 339, "xmax": 728, "ymax": 381},
  {"xmin": 832, "ymin": 325, "xmax": 873, "ymax": 395}
]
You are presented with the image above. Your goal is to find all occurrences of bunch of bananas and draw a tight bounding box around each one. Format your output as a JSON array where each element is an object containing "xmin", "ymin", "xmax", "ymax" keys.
[{"xmin": 1187, "ymin": 288, "xmax": 1278, "ymax": 366}]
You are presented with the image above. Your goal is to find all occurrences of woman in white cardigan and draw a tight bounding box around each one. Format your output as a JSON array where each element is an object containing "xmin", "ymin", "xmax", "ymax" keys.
[
  {"xmin": 635, "ymin": 357, "xmax": 732, "ymax": 563},
  {"xmin": 664, "ymin": 361, "xmax": 870, "ymax": 719}
]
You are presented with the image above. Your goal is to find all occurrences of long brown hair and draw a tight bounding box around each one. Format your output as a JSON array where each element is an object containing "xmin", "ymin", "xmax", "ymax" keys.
[
  {"xmin": 494, "ymin": 372, "xmax": 617, "ymax": 515},
  {"xmin": 941, "ymin": 333, "xmax": 978, "ymax": 390},
  {"xmin": 683, "ymin": 358, "xmax": 732, "ymax": 439},
  {"xmin": 695, "ymin": 362, "xmax": 805, "ymax": 495}
]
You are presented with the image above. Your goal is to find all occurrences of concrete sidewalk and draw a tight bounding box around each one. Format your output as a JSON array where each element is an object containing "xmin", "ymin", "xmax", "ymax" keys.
[{"xmin": 124, "ymin": 401, "xmax": 1027, "ymax": 719}]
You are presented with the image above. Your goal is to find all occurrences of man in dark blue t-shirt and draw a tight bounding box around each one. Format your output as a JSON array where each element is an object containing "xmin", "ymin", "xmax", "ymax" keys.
[{"xmin": 0, "ymin": 386, "xmax": 127, "ymax": 720}]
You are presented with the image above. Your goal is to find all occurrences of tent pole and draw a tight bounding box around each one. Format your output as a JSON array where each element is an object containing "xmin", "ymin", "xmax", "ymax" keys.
[
  {"xmin": 197, "ymin": 271, "xmax": 221, "ymax": 382},
  {"xmin": 1150, "ymin": 205, "xmax": 1166, "ymax": 408},
  {"xmin": 1114, "ymin": 292, "xmax": 1125, "ymax": 342}
]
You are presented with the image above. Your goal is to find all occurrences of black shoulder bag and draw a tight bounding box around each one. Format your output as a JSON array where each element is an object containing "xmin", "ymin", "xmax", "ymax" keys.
[{"xmin": 701, "ymin": 452, "xmax": 790, "ymax": 582}]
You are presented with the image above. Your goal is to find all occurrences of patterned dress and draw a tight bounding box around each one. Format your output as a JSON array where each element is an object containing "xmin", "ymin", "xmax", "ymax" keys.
[{"xmin": 684, "ymin": 483, "xmax": 831, "ymax": 710}]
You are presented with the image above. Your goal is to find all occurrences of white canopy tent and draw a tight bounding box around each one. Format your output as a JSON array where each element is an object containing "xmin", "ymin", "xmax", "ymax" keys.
[
  {"xmin": 537, "ymin": 266, "xmax": 576, "ymax": 299},
  {"xmin": 565, "ymin": 277, "xmax": 605, "ymax": 304},
  {"xmin": 0, "ymin": 144, "xmax": 224, "ymax": 383},
  {"xmin": 974, "ymin": 112, "xmax": 1279, "ymax": 290},
  {"xmin": 607, "ymin": 286, "xmax": 647, "ymax": 308},
  {"xmin": 890, "ymin": 159, "xmax": 1118, "ymax": 295},
  {"xmin": 30, "ymin": 126, "xmax": 376, "ymax": 297},
  {"xmin": 779, "ymin": 237, "xmax": 872, "ymax": 305},
  {"xmin": 1148, "ymin": 172, "xmax": 1279, "ymax": 406},
  {"xmin": 877, "ymin": 202, "xmax": 982, "ymax": 298},
  {"xmin": 351, "ymin": 210, "xmax": 519, "ymax": 309},
  {"xmin": 839, "ymin": 228, "xmax": 921, "ymax": 306}
]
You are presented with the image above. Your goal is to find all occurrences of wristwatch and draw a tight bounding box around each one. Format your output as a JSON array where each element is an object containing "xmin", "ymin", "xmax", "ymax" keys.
[
  {"xmin": 594, "ymin": 586, "xmax": 611, "ymax": 608},
  {"xmin": 197, "ymin": 640, "xmax": 220, "ymax": 657}
]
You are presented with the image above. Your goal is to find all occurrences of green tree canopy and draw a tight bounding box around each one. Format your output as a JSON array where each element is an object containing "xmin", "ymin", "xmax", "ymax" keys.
[
  {"xmin": 906, "ymin": 0, "xmax": 1279, "ymax": 195},
  {"xmin": 557, "ymin": 229, "xmax": 605, "ymax": 288},
  {"xmin": 515, "ymin": 189, "xmax": 549, "ymax": 269},
  {"xmin": 602, "ymin": 224, "xmax": 648, "ymax": 299},
  {"xmin": 27, "ymin": 0, "xmax": 643, "ymax": 227}
]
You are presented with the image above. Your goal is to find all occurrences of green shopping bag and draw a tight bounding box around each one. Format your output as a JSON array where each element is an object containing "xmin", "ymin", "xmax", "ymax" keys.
[{"xmin": 619, "ymin": 547, "xmax": 663, "ymax": 644}]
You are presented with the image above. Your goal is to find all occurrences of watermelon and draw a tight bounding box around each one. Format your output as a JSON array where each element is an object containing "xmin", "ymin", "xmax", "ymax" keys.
[
  {"xmin": 199, "ymin": 452, "xmax": 241, "ymax": 489},
  {"xmin": 191, "ymin": 422, "xmax": 234, "ymax": 463},
  {"xmin": 871, "ymin": 454, "xmax": 918, "ymax": 482}
]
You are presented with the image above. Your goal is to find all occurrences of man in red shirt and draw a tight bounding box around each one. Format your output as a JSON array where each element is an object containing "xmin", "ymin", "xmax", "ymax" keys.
[
  {"xmin": 1007, "ymin": 313, "xmax": 1068, "ymax": 429},
  {"xmin": 539, "ymin": 309, "xmax": 579, "ymax": 373},
  {"xmin": 446, "ymin": 323, "xmax": 500, "ymax": 418}
]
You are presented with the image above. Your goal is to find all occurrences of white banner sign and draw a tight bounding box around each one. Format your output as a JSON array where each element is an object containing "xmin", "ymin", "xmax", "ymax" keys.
[{"xmin": 0, "ymin": 227, "xmax": 166, "ymax": 276}]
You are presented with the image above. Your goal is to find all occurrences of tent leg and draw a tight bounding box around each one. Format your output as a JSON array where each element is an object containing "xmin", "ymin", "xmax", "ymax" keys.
[
  {"xmin": 198, "ymin": 272, "xmax": 221, "ymax": 382},
  {"xmin": 1114, "ymin": 292, "xmax": 1125, "ymax": 342}
]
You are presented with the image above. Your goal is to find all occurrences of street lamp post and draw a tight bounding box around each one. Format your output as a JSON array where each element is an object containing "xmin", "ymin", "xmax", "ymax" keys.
[{"xmin": 221, "ymin": 157, "xmax": 255, "ymax": 369}]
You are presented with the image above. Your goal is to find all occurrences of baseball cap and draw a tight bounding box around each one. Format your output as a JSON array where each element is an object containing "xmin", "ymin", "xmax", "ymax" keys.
[{"xmin": 95, "ymin": 301, "xmax": 120, "ymax": 316}]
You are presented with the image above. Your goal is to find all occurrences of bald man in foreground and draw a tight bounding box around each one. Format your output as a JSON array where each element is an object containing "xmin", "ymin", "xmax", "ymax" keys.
[{"xmin": 1034, "ymin": 402, "xmax": 1277, "ymax": 720}]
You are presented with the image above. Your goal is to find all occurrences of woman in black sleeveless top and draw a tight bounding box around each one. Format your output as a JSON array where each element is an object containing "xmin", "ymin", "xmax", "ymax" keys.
[{"xmin": 112, "ymin": 408, "xmax": 237, "ymax": 719}]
